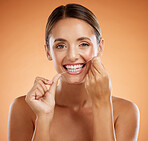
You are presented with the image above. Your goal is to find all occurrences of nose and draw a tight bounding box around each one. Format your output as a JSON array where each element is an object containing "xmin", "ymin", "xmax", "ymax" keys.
[{"xmin": 67, "ymin": 45, "xmax": 79, "ymax": 62}]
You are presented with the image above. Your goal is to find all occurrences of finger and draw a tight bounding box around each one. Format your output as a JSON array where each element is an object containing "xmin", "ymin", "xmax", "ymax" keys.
[
  {"xmin": 88, "ymin": 65, "xmax": 98, "ymax": 89},
  {"xmin": 88, "ymin": 67, "xmax": 94, "ymax": 81},
  {"xmin": 35, "ymin": 89, "xmax": 43, "ymax": 100},
  {"xmin": 47, "ymin": 74, "xmax": 61, "ymax": 98},
  {"xmin": 84, "ymin": 74, "xmax": 90, "ymax": 95},
  {"xmin": 85, "ymin": 74, "xmax": 89, "ymax": 88},
  {"xmin": 91, "ymin": 64, "xmax": 103, "ymax": 83},
  {"xmin": 36, "ymin": 83, "xmax": 45, "ymax": 95},
  {"xmin": 101, "ymin": 62, "xmax": 106, "ymax": 69},
  {"xmin": 34, "ymin": 76, "xmax": 52, "ymax": 85},
  {"xmin": 90, "ymin": 64, "xmax": 97, "ymax": 76},
  {"xmin": 91, "ymin": 57, "xmax": 106, "ymax": 74},
  {"xmin": 33, "ymin": 77, "xmax": 53, "ymax": 93},
  {"xmin": 90, "ymin": 62, "xmax": 101, "ymax": 76},
  {"xmin": 38, "ymin": 80, "xmax": 48, "ymax": 92},
  {"xmin": 33, "ymin": 80, "xmax": 49, "ymax": 93}
]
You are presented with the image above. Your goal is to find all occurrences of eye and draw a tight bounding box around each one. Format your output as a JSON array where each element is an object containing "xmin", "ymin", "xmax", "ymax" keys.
[
  {"xmin": 79, "ymin": 42, "xmax": 90, "ymax": 47},
  {"xmin": 56, "ymin": 44, "xmax": 66, "ymax": 49}
]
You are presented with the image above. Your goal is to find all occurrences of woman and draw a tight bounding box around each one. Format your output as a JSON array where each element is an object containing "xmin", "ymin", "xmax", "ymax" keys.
[{"xmin": 8, "ymin": 3, "xmax": 140, "ymax": 141}]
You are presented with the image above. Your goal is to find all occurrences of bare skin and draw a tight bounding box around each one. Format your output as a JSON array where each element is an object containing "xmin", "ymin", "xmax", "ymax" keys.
[
  {"xmin": 8, "ymin": 18, "xmax": 140, "ymax": 141},
  {"xmin": 8, "ymin": 95, "xmax": 139, "ymax": 141}
]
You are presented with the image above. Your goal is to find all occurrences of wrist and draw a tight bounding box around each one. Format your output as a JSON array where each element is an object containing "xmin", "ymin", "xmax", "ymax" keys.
[
  {"xmin": 35, "ymin": 114, "xmax": 53, "ymax": 126},
  {"xmin": 33, "ymin": 114, "xmax": 52, "ymax": 140},
  {"xmin": 92, "ymin": 96, "xmax": 112, "ymax": 109},
  {"xmin": 36, "ymin": 114, "xmax": 53, "ymax": 121},
  {"xmin": 36, "ymin": 110, "xmax": 54, "ymax": 120}
]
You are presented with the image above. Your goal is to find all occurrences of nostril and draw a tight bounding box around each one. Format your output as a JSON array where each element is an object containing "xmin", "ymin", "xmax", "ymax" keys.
[{"xmin": 67, "ymin": 49, "xmax": 79, "ymax": 61}]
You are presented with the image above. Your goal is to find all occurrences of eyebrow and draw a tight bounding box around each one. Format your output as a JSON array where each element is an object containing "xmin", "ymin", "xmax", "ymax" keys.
[
  {"xmin": 54, "ymin": 38, "xmax": 66, "ymax": 43},
  {"xmin": 54, "ymin": 37, "xmax": 91, "ymax": 43},
  {"xmin": 77, "ymin": 37, "xmax": 91, "ymax": 41}
]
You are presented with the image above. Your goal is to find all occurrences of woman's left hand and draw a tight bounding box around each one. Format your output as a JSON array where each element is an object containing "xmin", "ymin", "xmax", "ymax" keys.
[{"xmin": 85, "ymin": 57, "xmax": 112, "ymax": 104}]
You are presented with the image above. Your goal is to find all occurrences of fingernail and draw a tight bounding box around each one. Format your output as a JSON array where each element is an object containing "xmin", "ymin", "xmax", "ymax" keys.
[
  {"xmin": 47, "ymin": 81, "xmax": 53, "ymax": 84},
  {"xmin": 54, "ymin": 74, "xmax": 61, "ymax": 83}
]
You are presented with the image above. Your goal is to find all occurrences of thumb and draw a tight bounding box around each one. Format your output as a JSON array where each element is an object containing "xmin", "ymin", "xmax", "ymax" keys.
[{"xmin": 46, "ymin": 74, "xmax": 61, "ymax": 98}]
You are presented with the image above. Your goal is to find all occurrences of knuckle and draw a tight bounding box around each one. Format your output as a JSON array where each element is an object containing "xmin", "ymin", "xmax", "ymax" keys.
[
  {"xmin": 90, "ymin": 79, "xmax": 95, "ymax": 85},
  {"xmin": 37, "ymin": 82, "xmax": 40, "ymax": 86},
  {"xmin": 95, "ymin": 76, "xmax": 100, "ymax": 81},
  {"xmin": 38, "ymin": 79, "xmax": 42, "ymax": 84},
  {"xmin": 44, "ymin": 87, "xmax": 47, "ymax": 92},
  {"xmin": 36, "ymin": 83, "xmax": 41, "ymax": 88},
  {"xmin": 35, "ymin": 76, "xmax": 40, "ymax": 80},
  {"xmin": 85, "ymin": 82, "xmax": 89, "ymax": 87},
  {"xmin": 25, "ymin": 91, "xmax": 33, "ymax": 102},
  {"xmin": 36, "ymin": 88, "xmax": 40, "ymax": 93},
  {"xmin": 34, "ymin": 76, "xmax": 41, "ymax": 83},
  {"xmin": 86, "ymin": 81, "xmax": 89, "ymax": 85}
]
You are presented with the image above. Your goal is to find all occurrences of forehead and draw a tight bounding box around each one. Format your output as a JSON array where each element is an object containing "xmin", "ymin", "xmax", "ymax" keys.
[{"xmin": 50, "ymin": 18, "xmax": 95, "ymax": 39}]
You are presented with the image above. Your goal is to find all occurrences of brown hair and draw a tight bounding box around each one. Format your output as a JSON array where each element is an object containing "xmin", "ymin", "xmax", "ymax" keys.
[{"xmin": 45, "ymin": 3, "xmax": 102, "ymax": 48}]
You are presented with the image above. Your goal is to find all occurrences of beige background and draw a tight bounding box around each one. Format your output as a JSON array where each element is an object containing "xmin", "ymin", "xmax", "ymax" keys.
[{"xmin": 0, "ymin": 0, "xmax": 148, "ymax": 140}]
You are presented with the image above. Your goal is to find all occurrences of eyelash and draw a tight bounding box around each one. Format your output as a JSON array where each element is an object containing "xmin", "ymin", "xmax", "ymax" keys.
[
  {"xmin": 79, "ymin": 43, "xmax": 90, "ymax": 47},
  {"xmin": 55, "ymin": 44, "xmax": 66, "ymax": 49},
  {"xmin": 55, "ymin": 42, "xmax": 90, "ymax": 49}
]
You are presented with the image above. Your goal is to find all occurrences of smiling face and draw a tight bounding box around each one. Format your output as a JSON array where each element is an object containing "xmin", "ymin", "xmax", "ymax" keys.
[{"xmin": 46, "ymin": 18, "xmax": 101, "ymax": 84}]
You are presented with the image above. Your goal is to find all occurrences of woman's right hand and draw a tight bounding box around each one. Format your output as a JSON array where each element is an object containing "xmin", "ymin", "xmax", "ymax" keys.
[{"xmin": 25, "ymin": 74, "xmax": 61, "ymax": 119}]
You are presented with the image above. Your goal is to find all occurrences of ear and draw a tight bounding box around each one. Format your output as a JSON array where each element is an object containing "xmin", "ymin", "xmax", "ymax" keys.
[
  {"xmin": 44, "ymin": 44, "xmax": 52, "ymax": 61},
  {"xmin": 97, "ymin": 38, "xmax": 104, "ymax": 57}
]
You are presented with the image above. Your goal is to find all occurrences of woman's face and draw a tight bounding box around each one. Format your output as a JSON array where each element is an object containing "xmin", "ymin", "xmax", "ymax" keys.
[{"xmin": 47, "ymin": 18, "xmax": 100, "ymax": 84}]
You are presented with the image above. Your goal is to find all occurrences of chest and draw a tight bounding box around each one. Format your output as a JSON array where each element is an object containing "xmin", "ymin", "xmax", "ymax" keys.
[
  {"xmin": 48, "ymin": 106, "xmax": 118, "ymax": 141},
  {"xmin": 49, "ymin": 108, "xmax": 93, "ymax": 141}
]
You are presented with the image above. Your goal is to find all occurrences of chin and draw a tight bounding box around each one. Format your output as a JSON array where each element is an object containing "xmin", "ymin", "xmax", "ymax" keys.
[{"xmin": 62, "ymin": 75, "xmax": 86, "ymax": 85}]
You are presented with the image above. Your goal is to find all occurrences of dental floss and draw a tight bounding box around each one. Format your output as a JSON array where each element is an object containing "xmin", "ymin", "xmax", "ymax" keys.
[
  {"xmin": 86, "ymin": 58, "xmax": 92, "ymax": 64},
  {"xmin": 60, "ymin": 71, "xmax": 67, "ymax": 75},
  {"xmin": 84, "ymin": 56, "xmax": 95, "ymax": 64}
]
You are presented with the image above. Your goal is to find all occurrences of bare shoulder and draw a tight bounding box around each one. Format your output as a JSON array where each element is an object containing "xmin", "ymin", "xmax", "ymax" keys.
[
  {"xmin": 112, "ymin": 96, "xmax": 140, "ymax": 116},
  {"xmin": 112, "ymin": 96, "xmax": 140, "ymax": 140},
  {"xmin": 10, "ymin": 95, "xmax": 28, "ymax": 110},
  {"xmin": 9, "ymin": 95, "xmax": 35, "ymax": 120},
  {"xmin": 8, "ymin": 95, "xmax": 35, "ymax": 141}
]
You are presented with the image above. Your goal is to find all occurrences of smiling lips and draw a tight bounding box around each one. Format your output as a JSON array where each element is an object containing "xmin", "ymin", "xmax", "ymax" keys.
[{"xmin": 63, "ymin": 63, "xmax": 86, "ymax": 74}]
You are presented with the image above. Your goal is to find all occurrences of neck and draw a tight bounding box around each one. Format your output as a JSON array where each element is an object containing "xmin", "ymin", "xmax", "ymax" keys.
[{"xmin": 55, "ymin": 80, "xmax": 92, "ymax": 111}]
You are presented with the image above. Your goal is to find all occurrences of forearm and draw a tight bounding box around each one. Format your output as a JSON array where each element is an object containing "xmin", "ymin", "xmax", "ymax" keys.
[
  {"xmin": 92, "ymin": 98, "xmax": 116, "ymax": 141},
  {"xmin": 32, "ymin": 116, "xmax": 52, "ymax": 141}
]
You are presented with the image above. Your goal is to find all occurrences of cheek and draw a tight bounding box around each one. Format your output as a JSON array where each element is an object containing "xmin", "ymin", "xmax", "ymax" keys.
[
  {"xmin": 79, "ymin": 47, "xmax": 96, "ymax": 61},
  {"xmin": 52, "ymin": 52, "xmax": 66, "ymax": 72},
  {"xmin": 53, "ymin": 53, "xmax": 63, "ymax": 65}
]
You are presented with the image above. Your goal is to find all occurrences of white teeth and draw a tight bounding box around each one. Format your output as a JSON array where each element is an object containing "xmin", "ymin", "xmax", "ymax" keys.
[
  {"xmin": 68, "ymin": 68, "xmax": 82, "ymax": 72},
  {"xmin": 64, "ymin": 64, "xmax": 84, "ymax": 72},
  {"xmin": 65, "ymin": 64, "xmax": 83, "ymax": 69}
]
